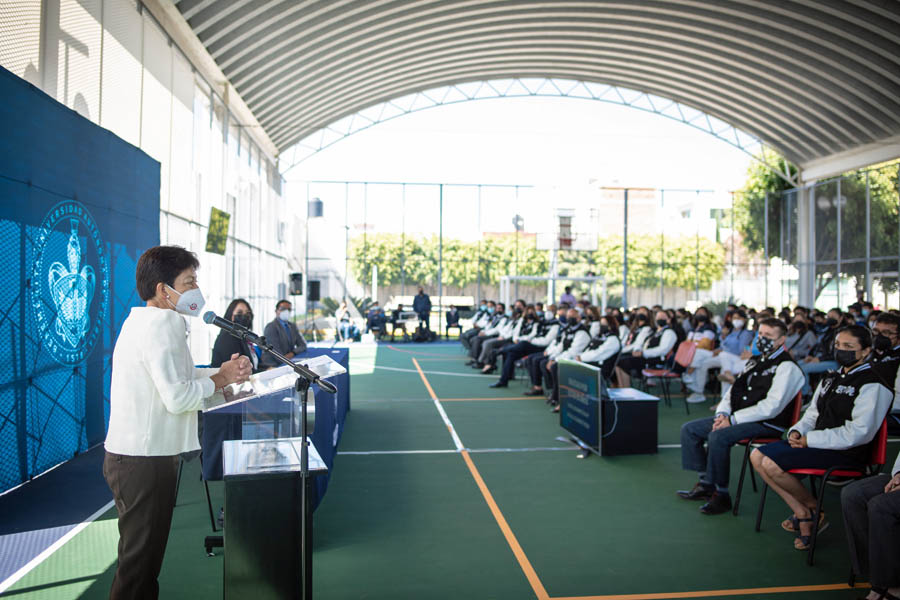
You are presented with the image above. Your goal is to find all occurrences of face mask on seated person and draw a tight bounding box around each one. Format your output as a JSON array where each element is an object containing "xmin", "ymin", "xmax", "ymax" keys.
[
  {"xmin": 233, "ymin": 313, "xmax": 252, "ymax": 328},
  {"xmin": 756, "ymin": 335, "xmax": 776, "ymax": 355},
  {"xmin": 558, "ymin": 316, "xmax": 568, "ymax": 325},
  {"xmin": 656, "ymin": 319, "xmax": 667, "ymax": 328},
  {"xmin": 279, "ymin": 309, "xmax": 292, "ymax": 321},
  {"xmin": 835, "ymin": 348, "xmax": 862, "ymax": 368},
  {"xmin": 732, "ymin": 319, "xmax": 745, "ymax": 329},
  {"xmin": 873, "ymin": 334, "xmax": 892, "ymax": 354},
  {"xmin": 599, "ymin": 324, "xmax": 610, "ymax": 335}
]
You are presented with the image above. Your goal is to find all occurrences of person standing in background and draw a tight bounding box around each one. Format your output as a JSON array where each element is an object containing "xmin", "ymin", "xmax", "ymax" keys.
[
  {"xmin": 559, "ymin": 286, "xmax": 576, "ymax": 306},
  {"xmin": 104, "ymin": 246, "xmax": 251, "ymax": 599},
  {"xmin": 413, "ymin": 287, "xmax": 432, "ymax": 331}
]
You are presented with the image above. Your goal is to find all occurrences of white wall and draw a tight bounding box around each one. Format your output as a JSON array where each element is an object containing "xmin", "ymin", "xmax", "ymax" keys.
[{"xmin": 1, "ymin": 0, "xmax": 299, "ymax": 363}]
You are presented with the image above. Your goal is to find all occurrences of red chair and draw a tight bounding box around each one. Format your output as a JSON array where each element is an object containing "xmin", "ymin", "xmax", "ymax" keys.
[
  {"xmin": 641, "ymin": 341, "xmax": 696, "ymax": 414},
  {"xmin": 732, "ymin": 391, "xmax": 804, "ymax": 516},
  {"xmin": 754, "ymin": 418, "xmax": 889, "ymax": 566}
]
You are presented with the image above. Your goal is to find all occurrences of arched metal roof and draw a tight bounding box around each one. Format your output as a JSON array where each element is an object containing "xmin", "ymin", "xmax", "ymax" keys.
[{"xmin": 172, "ymin": 0, "xmax": 900, "ymax": 174}]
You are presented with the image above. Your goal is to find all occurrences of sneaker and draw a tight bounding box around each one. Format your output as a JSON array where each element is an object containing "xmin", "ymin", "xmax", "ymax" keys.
[
  {"xmin": 717, "ymin": 372, "xmax": 735, "ymax": 384},
  {"xmin": 686, "ymin": 392, "xmax": 706, "ymax": 404}
]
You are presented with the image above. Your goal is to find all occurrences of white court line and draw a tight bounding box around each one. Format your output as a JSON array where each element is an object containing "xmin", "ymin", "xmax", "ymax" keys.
[
  {"xmin": 0, "ymin": 499, "xmax": 115, "ymax": 594},
  {"xmin": 412, "ymin": 358, "xmax": 466, "ymax": 451},
  {"xmin": 349, "ymin": 362, "xmax": 493, "ymax": 379},
  {"xmin": 338, "ymin": 446, "xmax": 578, "ymax": 456}
]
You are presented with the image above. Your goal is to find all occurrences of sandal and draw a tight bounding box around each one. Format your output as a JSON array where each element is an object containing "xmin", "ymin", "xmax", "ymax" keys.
[
  {"xmin": 793, "ymin": 510, "xmax": 829, "ymax": 551},
  {"xmin": 782, "ymin": 510, "xmax": 827, "ymax": 533}
]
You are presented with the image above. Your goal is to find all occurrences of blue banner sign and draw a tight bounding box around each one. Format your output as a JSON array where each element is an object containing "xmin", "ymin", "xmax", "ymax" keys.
[{"xmin": 558, "ymin": 359, "xmax": 605, "ymax": 448}]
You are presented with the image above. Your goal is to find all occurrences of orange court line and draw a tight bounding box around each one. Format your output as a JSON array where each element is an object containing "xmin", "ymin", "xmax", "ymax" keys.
[
  {"xmin": 440, "ymin": 396, "xmax": 535, "ymax": 402},
  {"xmin": 386, "ymin": 345, "xmax": 459, "ymax": 357},
  {"xmin": 411, "ymin": 358, "xmax": 550, "ymax": 600},
  {"xmin": 550, "ymin": 582, "xmax": 868, "ymax": 600}
]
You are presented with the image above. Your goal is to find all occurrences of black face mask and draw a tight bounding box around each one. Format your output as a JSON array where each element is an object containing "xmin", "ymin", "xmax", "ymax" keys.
[
  {"xmin": 233, "ymin": 313, "xmax": 252, "ymax": 328},
  {"xmin": 696, "ymin": 314, "xmax": 707, "ymax": 323},
  {"xmin": 835, "ymin": 348, "xmax": 860, "ymax": 368},
  {"xmin": 599, "ymin": 325, "xmax": 610, "ymax": 335},
  {"xmin": 656, "ymin": 319, "xmax": 668, "ymax": 328},
  {"xmin": 756, "ymin": 336, "xmax": 776, "ymax": 355},
  {"xmin": 825, "ymin": 317, "xmax": 838, "ymax": 327},
  {"xmin": 873, "ymin": 334, "xmax": 893, "ymax": 354}
]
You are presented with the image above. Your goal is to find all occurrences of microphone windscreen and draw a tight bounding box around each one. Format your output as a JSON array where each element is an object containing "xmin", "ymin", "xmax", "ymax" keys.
[{"xmin": 202, "ymin": 311, "xmax": 217, "ymax": 324}]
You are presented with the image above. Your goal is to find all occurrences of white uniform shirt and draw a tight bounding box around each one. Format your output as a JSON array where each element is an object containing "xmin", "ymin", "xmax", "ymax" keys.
[{"xmin": 105, "ymin": 307, "xmax": 218, "ymax": 456}]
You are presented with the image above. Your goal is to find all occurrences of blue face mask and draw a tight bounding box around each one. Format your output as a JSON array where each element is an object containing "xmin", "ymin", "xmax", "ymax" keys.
[
  {"xmin": 487, "ymin": 307, "xmax": 494, "ymax": 314},
  {"xmin": 862, "ymin": 309, "xmax": 871, "ymax": 318},
  {"xmin": 559, "ymin": 316, "xmax": 568, "ymax": 325},
  {"xmin": 505, "ymin": 310, "xmax": 512, "ymax": 318}
]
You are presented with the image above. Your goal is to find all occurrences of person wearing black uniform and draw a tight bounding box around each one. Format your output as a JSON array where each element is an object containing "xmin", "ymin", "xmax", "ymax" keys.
[
  {"xmin": 523, "ymin": 307, "xmax": 569, "ymax": 396},
  {"xmin": 467, "ymin": 303, "xmax": 507, "ymax": 363},
  {"xmin": 575, "ymin": 314, "xmax": 622, "ymax": 381},
  {"xmin": 615, "ymin": 310, "xmax": 678, "ymax": 388},
  {"xmin": 542, "ymin": 308, "xmax": 591, "ymax": 409},
  {"xmin": 751, "ymin": 325, "xmax": 893, "ymax": 551},
  {"xmin": 500, "ymin": 308, "xmax": 561, "ymax": 390},
  {"xmin": 677, "ymin": 319, "xmax": 804, "ymax": 515},
  {"xmin": 870, "ymin": 313, "xmax": 900, "ymax": 435},
  {"xmin": 210, "ymin": 298, "xmax": 261, "ymax": 372},
  {"xmin": 488, "ymin": 306, "xmax": 540, "ymax": 387}
]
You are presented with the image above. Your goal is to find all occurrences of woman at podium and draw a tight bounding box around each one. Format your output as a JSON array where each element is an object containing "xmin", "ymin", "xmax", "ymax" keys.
[{"xmin": 103, "ymin": 246, "xmax": 252, "ymax": 599}]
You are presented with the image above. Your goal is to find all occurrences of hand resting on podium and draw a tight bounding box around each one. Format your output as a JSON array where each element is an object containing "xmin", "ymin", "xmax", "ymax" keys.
[{"xmin": 211, "ymin": 352, "xmax": 252, "ymax": 391}]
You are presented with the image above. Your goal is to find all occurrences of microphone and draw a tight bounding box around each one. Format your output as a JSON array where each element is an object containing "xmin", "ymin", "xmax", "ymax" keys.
[{"xmin": 203, "ymin": 311, "xmax": 257, "ymax": 342}]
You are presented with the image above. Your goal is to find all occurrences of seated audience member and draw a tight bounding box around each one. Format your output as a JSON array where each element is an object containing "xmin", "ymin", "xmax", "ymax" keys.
[
  {"xmin": 785, "ymin": 318, "xmax": 817, "ymax": 360},
  {"xmin": 211, "ymin": 298, "xmax": 262, "ymax": 372},
  {"xmin": 750, "ymin": 326, "xmax": 893, "ymax": 550},
  {"xmin": 365, "ymin": 302, "xmax": 382, "ymax": 333},
  {"xmin": 391, "ymin": 303, "xmax": 408, "ymax": 339},
  {"xmin": 461, "ymin": 301, "xmax": 493, "ymax": 350},
  {"xmin": 262, "ymin": 300, "xmax": 307, "ymax": 367},
  {"xmin": 678, "ymin": 319, "xmax": 803, "ymax": 514},
  {"xmin": 620, "ymin": 312, "xmax": 653, "ymax": 355},
  {"xmin": 799, "ymin": 308, "xmax": 842, "ymax": 396},
  {"xmin": 543, "ymin": 308, "xmax": 592, "ymax": 410},
  {"xmin": 677, "ymin": 308, "xmax": 694, "ymax": 335},
  {"xmin": 478, "ymin": 301, "xmax": 526, "ymax": 372},
  {"xmin": 870, "ymin": 313, "xmax": 900, "ymax": 435},
  {"xmin": 467, "ymin": 303, "xmax": 507, "ymax": 364},
  {"xmin": 866, "ymin": 309, "xmax": 883, "ymax": 331},
  {"xmin": 615, "ymin": 310, "xmax": 678, "ymax": 388},
  {"xmin": 841, "ymin": 449, "xmax": 900, "ymax": 600},
  {"xmin": 585, "ymin": 305, "xmax": 602, "ymax": 337},
  {"xmin": 577, "ymin": 314, "xmax": 622, "ymax": 380},
  {"xmin": 493, "ymin": 306, "xmax": 558, "ymax": 389},
  {"xmin": 336, "ymin": 301, "xmax": 352, "ymax": 341},
  {"xmin": 446, "ymin": 304, "xmax": 460, "ymax": 337},
  {"xmin": 524, "ymin": 307, "xmax": 568, "ymax": 396}
]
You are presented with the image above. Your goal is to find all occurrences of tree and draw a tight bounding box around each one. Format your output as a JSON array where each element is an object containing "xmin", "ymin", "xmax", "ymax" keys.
[{"xmin": 734, "ymin": 151, "xmax": 900, "ymax": 298}]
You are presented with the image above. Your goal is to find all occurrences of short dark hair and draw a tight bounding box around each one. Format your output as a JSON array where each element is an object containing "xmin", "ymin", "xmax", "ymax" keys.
[
  {"xmin": 837, "ymin": 324, "xmax": 872, "ymax": 349},
  {"xmin": 135, "ymin": 246, "xmax": 199, "ymax": 301},
  {"xmin": 759, "ymin": 317, "xmax": 787, "ymax": 337},
  {"xmin": 276, "ymin": 299, "xmax": 292, "ymax": 310},
  {"xmin": 874, "ymin": 312, "xmax": 900, "ymax": 331}
]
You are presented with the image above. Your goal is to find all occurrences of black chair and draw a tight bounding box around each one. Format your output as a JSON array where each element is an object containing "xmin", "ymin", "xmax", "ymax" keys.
[{"xmin": 445, "ymin": 310, "xmax": 462, "ymax": 339}]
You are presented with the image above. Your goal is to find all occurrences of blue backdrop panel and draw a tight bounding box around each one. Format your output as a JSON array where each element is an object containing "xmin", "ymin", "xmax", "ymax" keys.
[{"xmin": 0, "ymin": 66, "xmax": 160, "ymax": 493}]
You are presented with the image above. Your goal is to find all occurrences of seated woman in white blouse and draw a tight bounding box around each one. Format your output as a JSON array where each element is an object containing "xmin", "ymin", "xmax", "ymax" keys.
[{"xmin": 103, "ymin": 246, "xmax": 251, "ymax": 600}]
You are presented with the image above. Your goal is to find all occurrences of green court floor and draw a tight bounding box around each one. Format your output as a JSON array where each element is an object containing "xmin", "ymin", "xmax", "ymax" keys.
[{"xmin": 3, "ymin": 343, "xmax": 876, "ymax": 599}]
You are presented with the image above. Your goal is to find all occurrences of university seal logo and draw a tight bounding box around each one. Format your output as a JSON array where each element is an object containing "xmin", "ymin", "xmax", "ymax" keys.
[{"xmin": 31, "ymin": 201, "xmax": 110, "ymax": 365}]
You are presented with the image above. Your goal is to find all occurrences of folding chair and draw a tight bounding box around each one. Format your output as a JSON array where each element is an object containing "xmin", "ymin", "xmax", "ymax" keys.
[
  {"xmin": 754, "ymin": 418, "xmax": 889, "ymax": 566},
  {"xmin": 732, "ymin": 391, "xmax": 803, "ymax": 516},
  {"xmin": 641, "ymin": 341, "xmax": 696, "ymax": 414}
]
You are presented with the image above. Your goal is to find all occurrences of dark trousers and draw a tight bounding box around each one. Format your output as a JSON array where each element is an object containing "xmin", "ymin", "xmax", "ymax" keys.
[
  {"xmin": 680, "ymin": 417, "xmax": 775, "ymax": 490},
  {"xmin": 418, "ymin": 311, "xmax": 430, "ymax": 330},
  {"xmin": 103, "ymin": 451, "xmax": 180, "ymax": 600},
  {"xmin": 498, "ymin": 342, "xmax": 542, "ymax": 384},
  {"xmin": 539, "ymin": 357, "xmax": 555, "ymax": 391},
  {"xmin": 460, "ymin": 328, "xmax": 480, "ymax": 350},
  {"xmin": 842, "ymin": 474, "xmax": 900, "ymax": 588},
  {"xmin": 525, "ymin": 352, "xmax": 547, "ymax": 387},
  {"xmin": 548, "ymin": 361, "xmax": 560, "ymax": 402},
  {"xmin": 469, "ymin": 334, "xmax": 496, "ymax": 360}
]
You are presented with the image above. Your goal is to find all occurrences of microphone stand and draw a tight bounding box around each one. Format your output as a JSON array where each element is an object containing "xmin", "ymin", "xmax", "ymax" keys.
[{"xmin": 224, "ymin": 324, "xmax": 334, "ymax": 600}]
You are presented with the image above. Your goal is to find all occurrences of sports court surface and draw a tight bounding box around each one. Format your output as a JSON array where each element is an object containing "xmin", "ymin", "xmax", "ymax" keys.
[{"xmin": 0, "ymin": 343, "xmax": 881, "ymax": 599}]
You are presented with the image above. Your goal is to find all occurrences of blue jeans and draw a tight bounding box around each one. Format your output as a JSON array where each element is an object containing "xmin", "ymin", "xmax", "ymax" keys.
[
  {"xmin": 800, "ymin": 360, "xmax": 839, "ymax": 394},
  {"xmin": 680, "ymin": 417, "xmax": 776, "ymax": 490}
]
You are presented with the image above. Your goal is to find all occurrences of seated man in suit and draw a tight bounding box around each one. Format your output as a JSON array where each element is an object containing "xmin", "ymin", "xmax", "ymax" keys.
[
  {"xmin": 678, "ymin": 318, "xmax": 804, "ymax": 515},
  {"xmin": 262, "ymin": 299, "xmax": 307, "ymax": 367},
  {"xmin": 391, "ymin": 304, "xmax": 408, "ymax": 340},
  {"xmin": 446, "ymin": 305, "xmax": 461, "ymax": 338}
]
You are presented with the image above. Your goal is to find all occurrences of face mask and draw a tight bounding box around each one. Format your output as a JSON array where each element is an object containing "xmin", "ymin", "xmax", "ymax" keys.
[
  {"xmin": 558, "ymin": 316, "xmax": 568, "ymax": 325},
  {"xmin": 279, "ymin": 309, "xmax": 292, "ymax": 321},
  {"xmin": 233, "ymin": 313, "xmax": 252, "ymax": 328},
  {"xmin": 732, "ymin": 319, "xmax": 745, "ymax": 329},
  {"xmin": 166, "ymin": 285, "xmax": 205, "ymax": 317},
  {"xmin": 873, "ymin": 334, "xmax": 892, "ymax": 354},
  {"xmin": 695, "ymin": 314, "xmax": 707, "ymax": 323},
  {"xmin": 756, "ymin": 336, "xmax": 776, "ymax": 355},
  {"xmin": 825, "ymin": 317, "xmax": 838, "ymax": 327},
  {"xmin": 544, "ymin": 311, "xmax": 554, "ymax": 320},
  {"xmin": 487, "ymin": 307, "xmax": 494, "ymax": 314},
  {"xmin": 862, "ymin": 309, "xmax": 871, "ymax": 318},
  {"xmin": 656, "ymin": 319, "xmax": 667, "ymax": 328},
  {"xmin": 599, "ymin": 325, "xmax": 610, "ymax": 335},
  {"xmin": 835, "ymin": 348, "xmax": 860, "ymax": 368},
  {"xmin": 505, "ymin": 310, "xmax": 512, "ymax": 318}
]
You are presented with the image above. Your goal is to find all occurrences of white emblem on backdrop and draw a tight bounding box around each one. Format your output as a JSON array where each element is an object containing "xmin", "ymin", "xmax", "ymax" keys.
[{"xmin": 31, "ymin": 201, "xmax": 110, "ymax": 365}]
